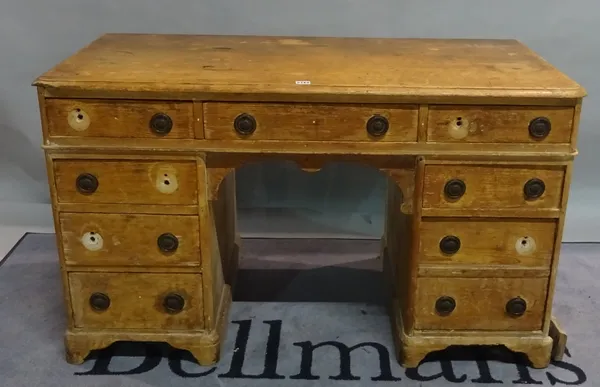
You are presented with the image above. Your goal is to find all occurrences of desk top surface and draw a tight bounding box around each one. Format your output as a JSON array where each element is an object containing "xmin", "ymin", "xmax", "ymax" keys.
[{"xmin": 34, "ymin": 33, "xmax": 585, "ymax": 101}]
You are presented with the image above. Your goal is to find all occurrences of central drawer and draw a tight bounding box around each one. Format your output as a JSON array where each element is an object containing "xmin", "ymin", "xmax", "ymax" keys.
[
  {"xmin": 69, "ymin": 272, "xmax": 204, "ymax": 330},
  {"xmin": 203, "ymin": 102, "xmax": 418, "ymax": 141},
  {"xmin": 60, "ymin": 213, "xmax": 200, "ymax": 267}
]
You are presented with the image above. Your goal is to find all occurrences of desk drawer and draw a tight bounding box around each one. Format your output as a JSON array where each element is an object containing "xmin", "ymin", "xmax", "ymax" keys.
[
  {"xmin": 419, "ymin": 218, "xmax": 556, "ymax": 268},
  {"xmin": 69, "ymin": 272, "xmax": 204, "ymax": 330},
  {"xmin": 60, "ymin": 213, "xmax": 200, "ymax": 267},
  {"xmin": 204, "ymin": 102, "xmax": 418, "ymax": 141},
  {"xmin": 422, "ymin": 165, "xmax": 564, "ymax": 210},
  {"xmin": 54, "ymin": 160, "xmax": 198, "ymax": 205},
  {"xmin": 414, "ymin": 277, "xmax": 547, "ymax": 331},
  {"xmin": 46, "ymin": 99, "xmax": 194, "ymax": 138},
  {"xmin": 427, "ymin": 105, "xmax": 574, "ymax": 143}
]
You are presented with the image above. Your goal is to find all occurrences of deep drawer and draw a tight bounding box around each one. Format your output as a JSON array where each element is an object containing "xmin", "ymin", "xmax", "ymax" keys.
[
  {"xmin": 414, "ymin": 277, "xmax": 548, "ymax": 331},
  {"xmin": 69, "ymin": 272, "xmax": 204, "ymax": 330}
]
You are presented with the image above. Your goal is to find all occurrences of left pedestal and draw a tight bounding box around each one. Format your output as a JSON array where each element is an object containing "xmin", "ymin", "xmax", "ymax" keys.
[{"xmin": 44, "ymin": 146, "xmax": 238, "ymax": 366}]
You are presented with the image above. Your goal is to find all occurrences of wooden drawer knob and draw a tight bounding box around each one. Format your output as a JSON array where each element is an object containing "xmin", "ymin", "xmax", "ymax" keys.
[
  {"xmin": 506, "ymin": 297, "xmax": 527, "ymax": 317},
  {"xmin": 366, "ymin": 115, "xmax": 389, "ymax": 137},
  {"xmin": 150, "ymin": 113, "xmax": 173, "ymax": 135},
  {"xmin": 234, "ymin": 113, "xmax": 257, "ymax": 135},
  {"xmin": 157, "ymin": 233, "xmax": 179, "ymax": 253},
  {"xmin": 76, "ymin": 173, "xmax": 99, "ymax": 194},
  {"xmin": 439, "ymin": 235, "xmax": 461, "ymax": 254},
  {"xmin": 524, "ymin": 178, "xmax": 545, "ymax": 200},
  {"xmin": 444, "ymin": 179, "xmax": 466, "ymax": 199},
  {"xmin": 529, "ymin": 117, "xmax": 551, "ymax": 139},
  {"xmin": 163, "ymin": 293, "xmax": 185, "ymax": 314},
  {"xmin": 89, "ymin": 292, "xmax": 110, "ymax": 311},
  {"xmin": 435, "ymin": 296, "xmax": 456, "ymax": 316}
]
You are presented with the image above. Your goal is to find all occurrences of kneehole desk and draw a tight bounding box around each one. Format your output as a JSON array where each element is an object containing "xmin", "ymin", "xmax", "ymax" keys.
[{"xmin": 33, "ymin": 33, "xmax": 586, "ymax": 368}]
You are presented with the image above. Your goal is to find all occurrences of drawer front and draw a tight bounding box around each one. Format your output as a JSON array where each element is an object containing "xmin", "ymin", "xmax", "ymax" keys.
[
  {"xmin": 69, "ymin": 272, "xmax": 204, "ymax": 330},
  {"xmin": 427, "ymin": 106, "xmax": 573, "ymax": 143},
  {"xmin": 46, "ymin": 99, "xmax": 194, "ymax": 138},
  {"xmin": 420, "ymin": 218, "xmax": 556, "ymax": 267},
  {"xmin": 204, "ymin": 102, "xmax": 418, "ymax": 141},
  {"xmin": 422, "ymin": 165, "xmax": 564, "ymax": 210},
  {"xmin": 414, "ymin": 277, "xmax": 547, "ymax": 331},
  {"xmin": 54, "ymin": 160, "xmax": 198, "ymax": 205},
  {"xmin": 60, "ymin": 213, "xmax": 200, "ymax": 266}
]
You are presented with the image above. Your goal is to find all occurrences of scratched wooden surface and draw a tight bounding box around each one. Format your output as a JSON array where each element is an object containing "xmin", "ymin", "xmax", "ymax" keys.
[{"xmin": 33, "ymin": 34, "xmax": 586, "ymax": 101}]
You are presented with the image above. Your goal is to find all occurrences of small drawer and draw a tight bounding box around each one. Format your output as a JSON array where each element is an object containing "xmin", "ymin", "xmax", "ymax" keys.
[
  {"xmin": 54, "ymin": 160, "xmax": 198, "ymax": 205},
  {"xmin": 420, "ymin": 218, "xmax": 556, "ymax": 268},
  {"xmin": 204, "ymin": 102, "xmax": 418, "ymax": 142},
  {"xmin": 422, "ymin": 165, "xmax": 564, "ymax": 210},
  {"xmin": 60, "ymin": 213, "xmax": 200, "ymax": 267},
  {"xmin": 69, "ymin": 272, "xmax": 204, "ymax": 330},
  {"xmin": 414, "ymin": 277, "xmax": 548, "ymax": 331},
  {"xmin": 427, "ymin": 105, "xmax": 574, "ymax": 143},
  {"xmin": 46, "ymin": 99, "xmax": 194, "ymax": 138}
]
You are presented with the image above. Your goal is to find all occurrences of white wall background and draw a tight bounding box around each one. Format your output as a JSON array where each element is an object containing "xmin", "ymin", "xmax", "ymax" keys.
[{"xmin": 1, "ymin": 0, "xmax": 598, "ymax": 241}]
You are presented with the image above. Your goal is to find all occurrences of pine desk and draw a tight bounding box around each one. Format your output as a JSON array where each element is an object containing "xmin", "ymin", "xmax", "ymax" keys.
[{"xmin": 33, "ymin": 34, "xmax": 585, "ymax": 368}]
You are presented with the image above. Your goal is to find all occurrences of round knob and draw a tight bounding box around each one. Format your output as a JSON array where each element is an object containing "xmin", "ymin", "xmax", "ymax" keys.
[
  {"xmin": 366, "ymin": 115, "xmax": 389, "ymax": 137},
  {"xmin": 444, "ymin": 179, "xmax": 466, "ymax": 200},
  {"xmin": 234, "ymin": 113, "xmax": 256, "ymax": 135},
  {"xmin": 163, "ymin": 293, "xmax": 185, "ymax": 314},
  {"xmin": 439, "ymin": 235, "xmax": 461, "ymax": 255},
  {"xmin": 529, "ymin": 117, "xmax": 551, "ymax": 139},
  {"xmin": 157, "ymin": 233, "xmax": 179, "ymax": 253},
  {"xmin": 89, "ymin": 292, "xmax": 110, "ymax": 311},
  {"xmin": 524, "ymin": 178, "xmax": 545, "ymax": 200},
  {"xmin": 435, "ymin": 296, "xmax": 456, "ymax": 316},
  {"xmin": 506, "ymin": 297, "xmax": 527, "ymax": 317},
  {"xmin": 149, "ymin": 113, "xmax": 173, "ymax": 135},
  {"xmin": 76, "ymin": 173, "xmax": 98, "ymax": 194}
]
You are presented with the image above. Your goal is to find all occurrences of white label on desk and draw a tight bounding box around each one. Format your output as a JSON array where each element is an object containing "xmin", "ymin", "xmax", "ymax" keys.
[{"xmin": 295, "ymin": 80, "xmax": 311, "ymax": 85}]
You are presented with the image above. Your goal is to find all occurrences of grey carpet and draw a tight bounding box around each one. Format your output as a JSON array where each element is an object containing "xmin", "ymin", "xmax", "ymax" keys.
[{"xmin": 0, "ymin": 233, "xmax": 597, "ymax": 386}]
